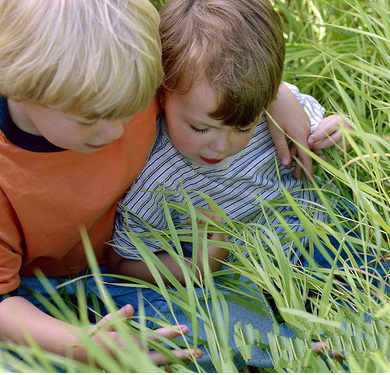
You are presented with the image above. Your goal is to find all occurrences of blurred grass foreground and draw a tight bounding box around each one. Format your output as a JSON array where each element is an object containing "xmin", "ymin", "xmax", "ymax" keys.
[{"xmin": 2, "ymin": 0, "xmax": 390, "ymax": 372}]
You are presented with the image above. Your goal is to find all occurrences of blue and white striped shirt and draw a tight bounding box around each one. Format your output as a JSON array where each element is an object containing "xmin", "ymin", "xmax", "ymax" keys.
[{"xmin": 112, "ymin": 83, "xmax": 327, "ymax": 261}]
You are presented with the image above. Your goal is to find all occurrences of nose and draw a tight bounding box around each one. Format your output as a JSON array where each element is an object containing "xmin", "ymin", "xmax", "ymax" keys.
[
  {"xmin": 97, "ymin": 119, "xmax": 124, "ymax": 141},
  {"xmin": 208, "ymin": 134, "xmax": 230, "ymax": 154}
]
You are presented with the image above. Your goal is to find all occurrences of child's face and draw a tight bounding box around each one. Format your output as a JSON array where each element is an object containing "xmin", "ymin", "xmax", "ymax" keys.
[
  {"xmin": 16, "ymin": 102, "xmax": 130, "ymax": 153},
  {"xmin": 163, "ymin": 81, "xmax": 257, "ymax": 165}
]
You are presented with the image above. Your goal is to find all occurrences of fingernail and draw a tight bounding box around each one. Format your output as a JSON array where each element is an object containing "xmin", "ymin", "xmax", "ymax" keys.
[
  {"xmin": 308, "ymin": 137, "xmax": 313, "ymax": 145},
  {"xmin": 282, "ymin": 157, "xmax": 289, "ymax": 166},
  {"xmin": 178, "ymin": 324, "xmax": 189, "ymax": 332}
]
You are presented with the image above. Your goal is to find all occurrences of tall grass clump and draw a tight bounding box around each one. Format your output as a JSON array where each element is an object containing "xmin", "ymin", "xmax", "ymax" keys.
[{"xmin": 1, "ymin": 0, "xmax": 389, "ymax": 372}]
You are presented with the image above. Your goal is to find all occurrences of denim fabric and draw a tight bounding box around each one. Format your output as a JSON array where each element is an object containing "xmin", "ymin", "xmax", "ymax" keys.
[
  {"xmin": 153, "ymin": 271, "xmax": 296, "ymax": 372},
  {"xmin": 8, "ymin": 264, "xmax": 294, "ymax": 371},
  {"xmin": 153, "ymin": 205, "xmax": 389, "ymax": 371},
  {"xmin": 7, "ymin": 264, "xmax": 166, "ymax": 328},
  {"xmin": 299, "ymin": 211, "xmax": 390, "ymax": 294},
  {"xmin": 4, "ymin": 209, "xmax": 387, "ymax": 371}
]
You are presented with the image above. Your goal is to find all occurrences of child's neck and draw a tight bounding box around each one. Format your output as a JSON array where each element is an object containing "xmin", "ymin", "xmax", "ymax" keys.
[{"xmin": 7, "ymin": 99, "xmax": 41, "ymax": 136}]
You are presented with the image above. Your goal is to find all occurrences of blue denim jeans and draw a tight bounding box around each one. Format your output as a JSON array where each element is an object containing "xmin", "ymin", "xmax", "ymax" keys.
[
  {"xmin": 299, "ymin": 221, "xmax": 390, "ymax": 294},
  {"xmin": 155, "ymin": 271, "xmax": 297, "ymax": 371},
  {"xmin": 5, "ymin": 264, "xmax": 292, "ymax": 371},
  {"xmin": 149, "ymin": 203, "xmax": 389, "ymax": 371},
  {"xmin": 4, "ymin": 215, "xmax": 387, "ymax": 371},
  {"xmin": 4, "ymin": 264, "xmax": 168, "ymax": 326}
]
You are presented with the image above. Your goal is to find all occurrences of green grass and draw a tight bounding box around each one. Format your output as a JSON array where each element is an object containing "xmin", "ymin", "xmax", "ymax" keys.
[{"xmin": 2, "ymin": 0, "xmax": 389, "ymax": 372}]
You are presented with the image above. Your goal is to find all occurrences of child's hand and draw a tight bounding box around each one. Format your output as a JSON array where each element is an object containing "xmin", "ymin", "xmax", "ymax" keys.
[
  {"xmin": 267, "ymin": 83, "xmax": 314, "ymax": 180},
  {"xmin": 308, "ymin": 115, "xmax": 352, "ymax": 159},
  {"xmin": 89, "ymin": 304, "xmax": 202, "ymax": 366},
  {"xmin": 268, "ymin": 116, "xmax": 313, "ymax": 180}
]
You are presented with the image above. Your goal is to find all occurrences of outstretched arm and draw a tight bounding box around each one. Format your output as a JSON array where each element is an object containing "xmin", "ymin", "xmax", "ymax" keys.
[{"xmin": 0, "ymin": 296, "xmax": 201, "ymax": 367}]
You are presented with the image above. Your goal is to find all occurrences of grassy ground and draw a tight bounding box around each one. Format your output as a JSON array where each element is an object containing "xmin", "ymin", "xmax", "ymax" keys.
[{"xmin": 2, "ymin": 0, "xmax": 389, "ymax": 372}]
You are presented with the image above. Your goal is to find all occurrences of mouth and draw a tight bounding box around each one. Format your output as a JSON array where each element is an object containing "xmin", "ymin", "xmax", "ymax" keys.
[
  {"xmin": 200, "ymin": 156, "xmax": 224, "ymax": 164},
  {"xmin": 85, "ymin": 143, "xmax": 107, "ymax": 149}
]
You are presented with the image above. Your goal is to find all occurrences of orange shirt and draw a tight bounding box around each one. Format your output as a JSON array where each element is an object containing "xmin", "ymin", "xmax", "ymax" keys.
[{"xmin": 0, "ymin": 98, "xmax": 158, "ymax": 294}]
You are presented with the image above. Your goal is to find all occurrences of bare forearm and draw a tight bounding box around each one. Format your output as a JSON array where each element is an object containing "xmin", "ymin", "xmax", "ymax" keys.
[
  {"xmin": 0, "ymin": 296, "xmax": 201, "ymax": 367},
  {"xmin": 108, "ymin": 247, "xmax": 228, "ymax": 286},
  {"xmin": 113, "ymin": 253, "xmax": 192, "ymax": 285},
  {"xmin": 195, "ymin": 246, "xmax": 229, "ymax": 276},
  {"xmin": 0, "ymin": 296, "xmax": 88, "ymax": 362},
  {"xmin": 108, "ymin": 247, "xmax": 189, "ymax": 284}
]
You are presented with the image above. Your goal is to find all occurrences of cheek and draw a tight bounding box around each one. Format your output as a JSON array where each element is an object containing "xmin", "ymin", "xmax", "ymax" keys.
[
  {"xmin": 44, "ymin": 125, "xmax": 93, "ymax": 148},
  {"xmin": 232, "ymin": 136, "xmax": 251, "ymax": 154},
  {"xmin": 168, "ymin": 124, "xmax": 202, "ymax": 155},
  {"xmin": 171, "ymin": 134, "xmax": 198, "ymax": 154}
]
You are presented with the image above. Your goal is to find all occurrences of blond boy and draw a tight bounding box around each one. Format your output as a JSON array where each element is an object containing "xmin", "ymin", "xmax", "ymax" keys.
[{"xmin": 0, "ymin": 0, "xmax": 200, "ymax": 367}]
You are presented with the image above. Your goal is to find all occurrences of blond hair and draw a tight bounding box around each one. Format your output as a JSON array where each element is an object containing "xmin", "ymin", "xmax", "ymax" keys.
[
  {"xmin": 160, "ymin": 0, "xmax": 285, "ymax": 127},
  {"xmin": 0, "ymin": 0, "xmax": 163, "ymax": 119}
]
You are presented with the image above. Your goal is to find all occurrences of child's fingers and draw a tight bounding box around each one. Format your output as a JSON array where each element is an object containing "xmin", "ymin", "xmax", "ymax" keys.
[
  {"xmin": 268, "ymin": 123, "xmax": 292, "ymax": 168},
  {"xmin": 285, "ymin": 143, "xmax": 297, "ymax": 170},
  {"xmin": 186, "ymin": 208, "xmax": 206, "ymax": 227},
  {"xmin": 117, "ymin": 304, "xmax": 135, "ymax": 319},
  {"xmin": 195, "ymin": 206, "xmax": 214, "ymax": 220},
  {"xmin": 187, "ymin": 205, "xmax": 224, "ymax": 240},
  {"xmin": 312, "ymin": 341, "xmax": 327, "ymax": 355},
  {"xmin": 312, "ymin": 341, "xmax": 343, "ymax": 362},
  {"xmin": 131, "ymin": 325, "xmax": 191, "ymax": 350},
  {"xmin": 207, "ymin": 232, "xmax": 229, "ymax": 242},
  {"xmin": 309, "ymin": 114, "xmax": 351, "ymax": 146},
  {"xmin": 279, "ymin": 138, "xmax": 312, "ymax": 180},
  {"xmin": 312, "ymin": 150, "xmax": 327, "ymax": 160},
  {"xmin": 148, "ymin": 348, "xmax": 202, "ymax": 366},
  {"xmin": 274, "ymin": 138, "xmax": 292, "ymax": 168},
  {"xmin": 143, "ymin": 327, "xmax": 203, "ymax": 365},
  {"xmin": 309, "ymin": 130, "xmax": 340, "ymax": 150},
  {"xmin": 311, "ymin": 130, "xmax": 351, "ymax": 153},
  {"xmin": 207, "ymin": 204, "xmax": 224, "ymax": 224},
  {"xmin": 148, "ymin": 324, "xmax": 190, "ymax": 343},
  {"xmin": 96, "ymin": 304, "xmax": 134, "ymax": 330},
  {"xmin": 196, "ymin": 204, "xmax": 222, "ymax": 224},
  {"xmin": 293, "ymin": 141, "xmax": 313, "ymax": 180},
  {"xmin": 292, "ymin": 162, "xmax": 303, "ymax": 180}
]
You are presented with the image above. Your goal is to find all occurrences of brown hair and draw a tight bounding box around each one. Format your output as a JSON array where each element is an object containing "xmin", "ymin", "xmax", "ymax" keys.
[{"xmin": 159, "ymin": 0, "xmax": 285, "ymax": 127}]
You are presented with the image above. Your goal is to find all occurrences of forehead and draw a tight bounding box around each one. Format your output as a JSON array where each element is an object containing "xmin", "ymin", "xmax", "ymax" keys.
[
  {"xmin": 167, "ymin": 81, "xmax": 260, "ymax": 129},
  {"xmin": 178, "ymin": 80, "xmax": 218, "ymax": 114}
]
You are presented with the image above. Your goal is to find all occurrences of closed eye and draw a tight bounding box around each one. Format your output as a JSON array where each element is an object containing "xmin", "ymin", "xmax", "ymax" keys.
[
  {"xmin": 190, "ymin": 125, "xmax": 208, "ymax": 134},
  {"xmin": 77, "ymin": 121, "xmax": 97, "ymax": 126},
  {"xmin": 236, "ymin": 128, "xmax": 253, "ymax": 134}
]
